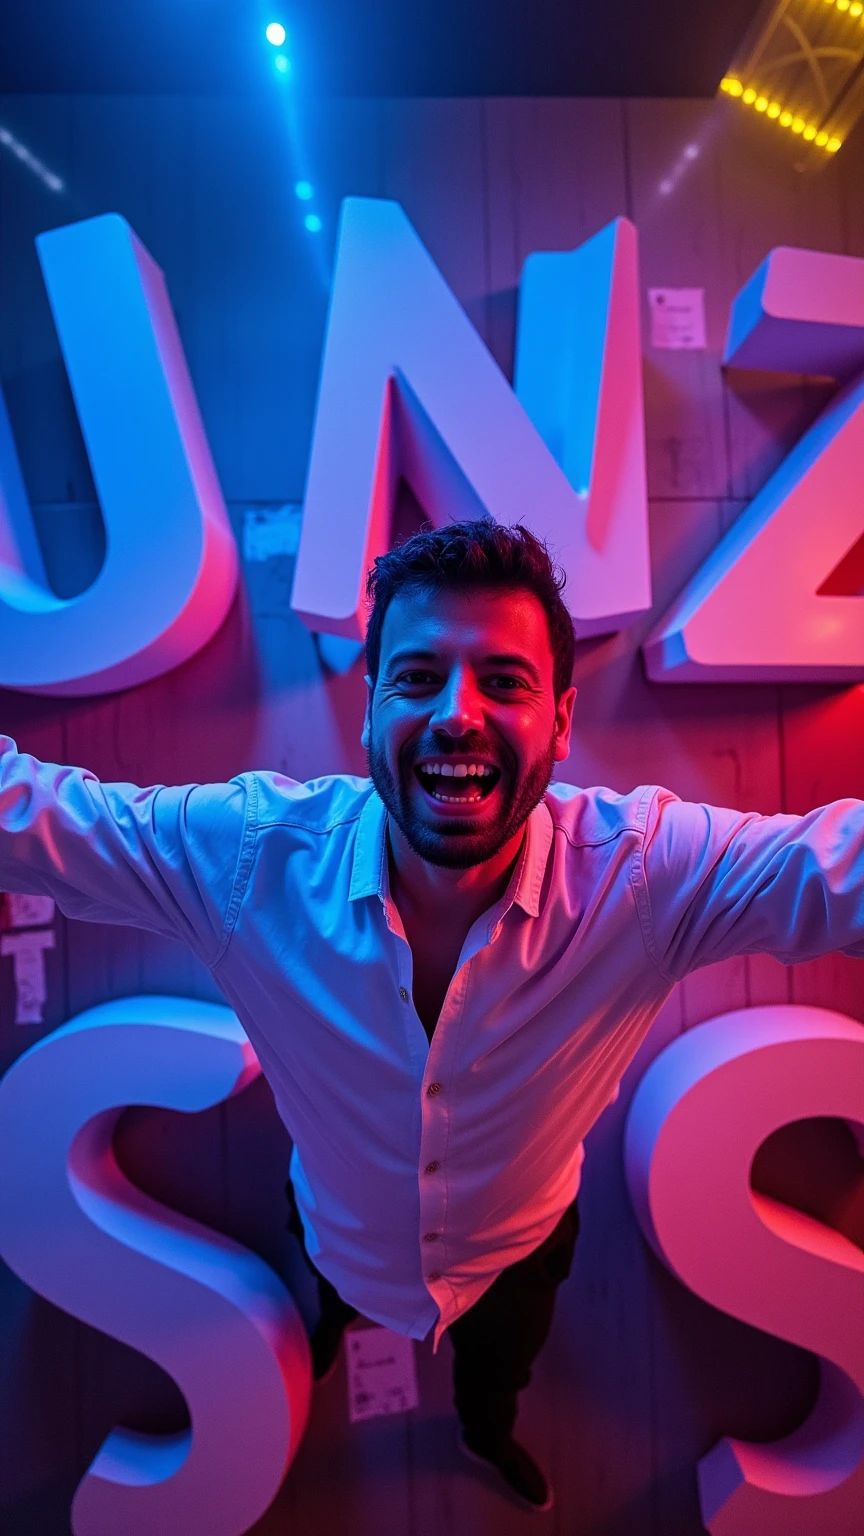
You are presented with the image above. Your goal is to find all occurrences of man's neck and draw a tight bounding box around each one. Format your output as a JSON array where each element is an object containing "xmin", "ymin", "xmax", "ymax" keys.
[{"xmin": 387, "ymin": 821, "xmax": 525, "ymax": 932}]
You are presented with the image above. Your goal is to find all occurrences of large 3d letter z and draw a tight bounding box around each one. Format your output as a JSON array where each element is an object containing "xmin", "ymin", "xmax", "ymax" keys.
[
  {"xmin": 625, "ymin": 1005, "xmax": 864, "ymax": 1534},
  {"xmin": 0, "ymin": 214, "xmax": 237, "ymax": 695},
  {"xmin": 646, "ymin": 247, "xmax": 864, "ymax": 681},
  {"xmin": 0, "ymin": 998, "xmax": 311, "ymax": 1536},
  {"xmin": 291, "ymin": 198, "xmax": 649, "ymax": 640}
]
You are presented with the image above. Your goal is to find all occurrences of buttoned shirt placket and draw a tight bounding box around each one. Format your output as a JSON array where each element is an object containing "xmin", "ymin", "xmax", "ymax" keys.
[{"xmin": 377, "ymin": 823, "xmax": 535, "ymax": 1343}]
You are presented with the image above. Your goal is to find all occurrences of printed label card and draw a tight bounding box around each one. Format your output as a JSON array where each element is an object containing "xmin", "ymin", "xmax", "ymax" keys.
[
  {"xmin": 648, "ymin": 288, "xmax": 707, "ymax": 350},
  {"xmin": 346, "ymin": 1326, "xmax": 419, "ymax": 1423}
]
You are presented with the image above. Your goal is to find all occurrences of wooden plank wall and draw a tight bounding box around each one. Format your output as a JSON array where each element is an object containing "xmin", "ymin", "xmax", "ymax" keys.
[{"xmin": 0, "ymin": 91, "xmax": 863, "ymax": 1535}]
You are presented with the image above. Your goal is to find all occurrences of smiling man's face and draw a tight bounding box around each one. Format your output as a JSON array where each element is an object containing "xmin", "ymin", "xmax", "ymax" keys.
[{"xmin": 363, "ymin": 585, "xmax": 576, "ymax": 868}]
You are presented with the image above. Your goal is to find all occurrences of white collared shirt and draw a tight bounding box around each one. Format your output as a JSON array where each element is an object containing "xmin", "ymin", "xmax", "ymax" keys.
[{"xmin": 2, "ymin": 736, "xmax": 863, "ymax": 1341}]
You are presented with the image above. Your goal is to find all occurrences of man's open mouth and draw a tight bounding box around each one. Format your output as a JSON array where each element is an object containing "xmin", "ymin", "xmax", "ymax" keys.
[{"xmin": 414, "ymin": 759, "xmax": 502, "ymax": 805}]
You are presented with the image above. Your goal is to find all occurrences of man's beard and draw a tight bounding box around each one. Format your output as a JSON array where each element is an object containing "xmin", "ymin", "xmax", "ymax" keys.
[{"xmin": 367, "ymin": 726, "xmax": 557, "ymax": 869}]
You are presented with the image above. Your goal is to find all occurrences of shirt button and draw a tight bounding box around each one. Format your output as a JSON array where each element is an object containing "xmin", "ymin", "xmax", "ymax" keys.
[
  {"xmin": 423, "ymin": 1232, "xmax": 439, "ymax": 1242},
  {"xmin": 399, "ymin": 986, "xmax": 409, "ymax": 1002},
  {"xmin": 428, "ymin": 1271, "xmax": 442, "ymax": 1283},
  {"xmin": 425, "ymin": 1161, "xmax": 439, "ymax": 1174},
  {"xmin": 427, "ymin": 1082, "xmax": 441, "ymax": 1097}
]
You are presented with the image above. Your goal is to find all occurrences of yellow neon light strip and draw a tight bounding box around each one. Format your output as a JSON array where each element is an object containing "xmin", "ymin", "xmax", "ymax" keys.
[{"xmin": 719, "ymin": 77, "xmax": 842, "ymax": 150}]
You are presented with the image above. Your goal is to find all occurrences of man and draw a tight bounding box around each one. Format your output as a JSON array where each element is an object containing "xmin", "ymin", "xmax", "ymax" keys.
[{"xmin": 1, "ymin": 518, "xmax": 863, "ymax": 1513}]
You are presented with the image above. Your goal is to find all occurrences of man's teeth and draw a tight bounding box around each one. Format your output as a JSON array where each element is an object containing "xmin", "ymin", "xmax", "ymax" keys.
[
  {"xmin": 419, "ymin": 762, "xmax": 495, "ymax": 777},
  {"xmin": 416, "ymin": 760, "xmax": 496, "ymax": 804}
]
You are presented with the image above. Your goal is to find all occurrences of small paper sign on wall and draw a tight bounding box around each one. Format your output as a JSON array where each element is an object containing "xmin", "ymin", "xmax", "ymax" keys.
[
  {"xmin": 0, "ymin": 894, "xmax": 56, "ymax": 1025},
  {"xmin": 648, "ymin": 288, "xmax": 707, "ymax": 350},
  {"xmin": 346, "ymin": 1326, "xmax": 419, "ymax": 1423}
]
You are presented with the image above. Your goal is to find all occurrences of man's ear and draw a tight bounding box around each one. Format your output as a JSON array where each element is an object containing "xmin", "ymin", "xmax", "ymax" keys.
[
  {"xmin": 553, "ymin": 686, "xmax": 577, "ymax": 763},
  {"xmin": 360, "ymin": 676, "xmax": 373, "ymax": 752}
]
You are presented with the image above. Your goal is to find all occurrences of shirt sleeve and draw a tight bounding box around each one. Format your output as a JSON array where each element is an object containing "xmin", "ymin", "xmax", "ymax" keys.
[
  {"xmin": 641, "ymin": 787, "xmax": 864, "ymax": 981},
  {"xmin": 0, "ymin": 734, "xmax": 250, "ymax": 965}
]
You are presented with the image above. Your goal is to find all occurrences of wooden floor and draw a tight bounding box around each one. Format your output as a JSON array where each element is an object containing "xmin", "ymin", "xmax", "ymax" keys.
[{"xmin": 0, "ymin": 90, "xmax": 863, "ymax": 1534}]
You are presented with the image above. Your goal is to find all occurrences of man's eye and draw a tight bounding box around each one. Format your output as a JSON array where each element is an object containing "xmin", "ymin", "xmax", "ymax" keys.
[
  {"xmin": 487, "ymin": 675, "xmax": 525, "ymax": 690},
  {"xmin": 398, "ymin": 671, "xmax": 438, "ymax": 686}
]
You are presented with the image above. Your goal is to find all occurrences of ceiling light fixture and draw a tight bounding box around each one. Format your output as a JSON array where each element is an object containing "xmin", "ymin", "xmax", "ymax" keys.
[
  {"xmin": 718, "ymin": 0, "xmax": 864, "ymax": 167},
  {"xmin": 721, "ymin": 79, "xmax": 832, "ymax": 147}
]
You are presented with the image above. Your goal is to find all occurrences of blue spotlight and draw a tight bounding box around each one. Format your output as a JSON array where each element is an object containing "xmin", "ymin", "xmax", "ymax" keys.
[
  {"xmin": 274, "ymin": 54, "xmax": 291, "ymax": 75},
  {"xmin": 295, "ymin": 179, "xmax": 314, "ymax": 201},
  {"xmin": 304, "ymin": 213, "xmax": 323, "ymax": 233},
  {"xmin": 265, "ymin": 22, "xmax": 286, "ymax": 46}
]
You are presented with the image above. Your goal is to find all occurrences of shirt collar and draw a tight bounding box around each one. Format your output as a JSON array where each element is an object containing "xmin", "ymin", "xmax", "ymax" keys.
[
  {"xmin": 349, "ymin": 789, "xmax": 389, "ymax": 902},
  {"xmin": 510, "ymin": 798, "xmax": 553, "ymax": 917},
  {"xmin": 348, "ymin": 787, "xmax": 553, "ymax": 919}
]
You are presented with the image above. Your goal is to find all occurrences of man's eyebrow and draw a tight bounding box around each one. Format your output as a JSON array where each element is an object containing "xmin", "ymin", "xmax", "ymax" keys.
[
  {"xmin": 483, "ymin": 653, "xmax": 543, "ymax": 682},
  {"xmin": 384, "ymin": 648, "xmax": 542, "ymax": 682},
  {"xmin": 383, "ymin": 649, "xmax": 439, "ymax": 671}
]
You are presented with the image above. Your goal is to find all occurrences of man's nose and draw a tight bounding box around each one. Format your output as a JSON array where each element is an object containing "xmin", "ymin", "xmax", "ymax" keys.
[{"xmin": 428, "ymin": 669, "xmax": 484, "ymax": 737}]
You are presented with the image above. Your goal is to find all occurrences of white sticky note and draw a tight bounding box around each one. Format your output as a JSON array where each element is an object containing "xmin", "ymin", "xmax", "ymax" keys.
[
  {"xmin": 648, "ymin": 288, "xmax": 707, "ymax": 350},
  {"xmin": 242, "ymin": 504, "xmax": 303, "ymax": 562},
  {"xmin": 346, "ymin": 1326, "xmax": 419, "ymax": 1423},
  {"xmin": 6, "ymin": 894, "xmax": 56, "ymax": 928},
  {"xmin": 0, "ymin": 929, "xmax": 55, "ymax": 1024}
]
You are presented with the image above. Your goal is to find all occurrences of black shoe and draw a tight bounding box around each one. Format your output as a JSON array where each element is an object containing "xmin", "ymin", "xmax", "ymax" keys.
[{"xmin": 458, "ymin": 1432, "xmax": 553, "ymax": 1511}]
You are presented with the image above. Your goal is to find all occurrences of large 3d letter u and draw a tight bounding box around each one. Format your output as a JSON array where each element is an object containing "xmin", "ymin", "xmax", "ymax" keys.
[{"xmin": 0, "ymin": 214, "xmax": 238, "ymax": 696}]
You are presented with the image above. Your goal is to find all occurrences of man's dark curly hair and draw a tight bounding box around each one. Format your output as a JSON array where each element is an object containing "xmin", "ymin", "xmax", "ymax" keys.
[{"xmin": 365, "ymin": 519, "xmax": 575, "ymax": 699}]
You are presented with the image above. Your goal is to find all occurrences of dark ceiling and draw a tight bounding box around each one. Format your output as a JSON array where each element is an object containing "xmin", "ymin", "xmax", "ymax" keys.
[{"xmin": 0, "ymin": 0, "xmax": 763, "ymax": 97}]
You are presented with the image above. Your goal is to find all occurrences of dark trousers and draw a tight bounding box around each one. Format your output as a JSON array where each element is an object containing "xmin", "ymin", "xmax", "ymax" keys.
[{"xmin": 287, "ymin": 1185, "xmax": 580, "ymax": 1446}]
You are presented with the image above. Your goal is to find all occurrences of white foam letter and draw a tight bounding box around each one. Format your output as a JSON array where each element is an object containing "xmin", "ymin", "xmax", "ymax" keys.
[
  {"xmin": 292, "ymin": 198, "xmax": 649, "ymax": 640},
  {"xmin": 625, "ymin": 1005, "xmax": 864, "ymax": 1533},
  {"xmin": 0, "ymin": 996, "xmax": 311, "ymax": 1535},
  {"xmin": 646, "ymin": 247, "xmax": 864, "ymax": 682},
  {"xmin": 0, "ymin": 214, "xmax": 237, "ymax": 695}
]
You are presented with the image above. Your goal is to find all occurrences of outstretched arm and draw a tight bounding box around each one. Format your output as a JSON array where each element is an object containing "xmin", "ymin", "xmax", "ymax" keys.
[
  {"xmin": 0, "ymin": 734, "xmax": 248, "ymax": 965},
  {"xmin": 641, "ymin": 789, "xmax": 864, "ymax": 981}
]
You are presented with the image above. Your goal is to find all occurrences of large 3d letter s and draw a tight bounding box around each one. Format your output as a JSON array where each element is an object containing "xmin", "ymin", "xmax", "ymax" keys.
[
  {"xmin": 624, "ymin": 1005, "xmax": 864, "ymax": 1534},
  {"xmin": 0, "ymin": 997, "xmax": 311, "ymax": 1536},
  {"xmin": 0, "ymin": 214, "xmax": 238, "ymax": 696}
]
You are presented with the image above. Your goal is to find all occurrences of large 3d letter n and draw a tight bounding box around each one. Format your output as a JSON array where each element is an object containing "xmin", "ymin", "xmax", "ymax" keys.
[{"xmin": 291, "ymin": 199, "xmax": 650, "ymax": 640}]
